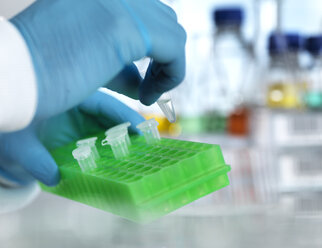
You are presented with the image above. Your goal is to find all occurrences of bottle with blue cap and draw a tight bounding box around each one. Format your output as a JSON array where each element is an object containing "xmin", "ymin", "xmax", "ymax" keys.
[
  {"xmin": 178, "ymin": 6, "xmax": 257, "ymax": 135},
  {"xmin": 209, "ymin": 6, "xmax": 257, "ymax": 136},
  {"xmin": 209, "ymin": 6, "xmax": 256, "ymax": 114},
  {"xmin": 265, "ymin": 33, "xmax": 306, "ymax": 109},
  {"xmin": 304, "ymin": 35, "xmax": 322, "ymax": 109}
]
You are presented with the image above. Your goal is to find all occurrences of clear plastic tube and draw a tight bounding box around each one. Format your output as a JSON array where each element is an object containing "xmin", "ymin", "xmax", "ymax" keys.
[
  {"xmin": 102, "ymin": 131, "xmax": 130, "ymax": 160},
  {"xmin": 76, "ymin": 137, "xmax": 100, "ymax": 160},
  {"xmin": 157, "ymin": 93, "xmax": 176, "ymax": 123},
  {"xmin": 72, "ymin": 146, "xmax": 97, "ymax": 172},
  {"xmin": 105, "ymin": 122, "xmax": 131, "ymax": 146},
  {"xmin": 136, "ymin": 118, "xmax": 161, "ymax": 145}
]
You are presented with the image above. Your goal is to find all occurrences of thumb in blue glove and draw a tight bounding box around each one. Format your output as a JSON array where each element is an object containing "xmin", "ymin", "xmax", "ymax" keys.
[
  {"xmin": 11, "ymin": 0, "xmax": 186, "ymax": 121},
  {"xmin": 0, "ymin": 91, "xmax": 145, "ymax": 186}
]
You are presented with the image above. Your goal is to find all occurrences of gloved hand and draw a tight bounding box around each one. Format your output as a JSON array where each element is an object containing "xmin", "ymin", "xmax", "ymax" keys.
[
  {"xmin": 11, "ymin": 0, "xmax": 186, "ymax": 121},
  {"xmin": 0, "ymin": 91, "xmax": 145, "ymax": 186}
]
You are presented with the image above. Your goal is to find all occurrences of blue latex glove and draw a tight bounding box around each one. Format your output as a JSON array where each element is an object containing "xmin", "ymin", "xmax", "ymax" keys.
[
  {"xmin": 11, "ymin": 0, "xmax": 186, "ymax": 121},
  {"xmin": 0, "ymin": 91, "xmax": 145, "ymax": 186}
]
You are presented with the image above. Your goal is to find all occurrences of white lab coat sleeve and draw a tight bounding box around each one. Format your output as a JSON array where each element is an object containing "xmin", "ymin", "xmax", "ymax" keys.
[{"xmin": 0, "ymin": 17, "xmax": 37, "ymax": 132}]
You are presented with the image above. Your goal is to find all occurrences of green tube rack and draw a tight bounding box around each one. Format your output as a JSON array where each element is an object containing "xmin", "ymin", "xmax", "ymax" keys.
[{"xmin": 40, "ymin": 134, "xmax": 230, "ymax": 223}]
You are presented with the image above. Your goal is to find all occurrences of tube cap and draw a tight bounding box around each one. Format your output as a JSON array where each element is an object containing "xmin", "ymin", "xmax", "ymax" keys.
[
  {"xmin": 105, "ymin": 122, "xmax": 131, "ymax": 137},
  {"xmin": 72, "ymin": 146, "xmax": 91, "ymax": 160},
  {"xmin": 136, "ymin": 118, "xmax": 159, "ymax": 131},
  {"xmin": 305, "ymin": 35, "xmax": 322, "ymax": 55},
  {"xmin": 76, "ymin": 137, "xmax": 98, "ymax": 147},
  {"xmin": 269, "ymin": 33, "xmax": 303, "ymax": 54},
  {"xmin": 213, "ymin": 7, "xmax": 244, "ymax": 26}
]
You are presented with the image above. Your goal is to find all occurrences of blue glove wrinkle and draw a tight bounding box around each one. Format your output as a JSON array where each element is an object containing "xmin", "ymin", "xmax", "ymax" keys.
[
  {"xmin": 79, "ymin": 91, "xmax": 145, "ymax": 133},
  {"xmin": 155, "ymin": 1, "xmax": 179, "ymax": 22},
  {"xmin": 119, "ymin": 0, "xmax": 152, "ymax": 56},
  {"xmin": 106, "ymin": 64, "xmax": 142, "ymax": 99}
]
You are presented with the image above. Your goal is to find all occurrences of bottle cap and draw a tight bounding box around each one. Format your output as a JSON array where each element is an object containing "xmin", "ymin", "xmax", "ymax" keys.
[{"xmin": 213, "ymin": 7, "xmax": 244, "ymax": 26}]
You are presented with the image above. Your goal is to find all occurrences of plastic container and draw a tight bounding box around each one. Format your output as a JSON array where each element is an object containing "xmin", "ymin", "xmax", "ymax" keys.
[
  {"xmin": 76, "ymin": 137, "xmax": 100, "ymax": 160},
  {"xmin": 102, "ymin": 131, "xmax": 129, "ymax": 160},
  {"xmin": 105, "ymin": 122, "xmax": 131, "ymax": 146},
  {"xmin": 41, "ymin": 135, "xmax": 230, "ymax": 223},
  {"xmin": 72, "ymin": 146, "xmax": 97, "ymax": 172},
  {"xmin": 136, "ymin": 118, "xmax": 161, "ymax": 145},
  {"xmin": 157, "ymin": 93, "xmax": 176, "ymax": 123}
]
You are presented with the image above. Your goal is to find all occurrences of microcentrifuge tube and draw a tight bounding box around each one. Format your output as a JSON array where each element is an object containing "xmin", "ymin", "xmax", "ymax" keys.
[
  {"xmin": 105, "ymin": 122, "xmax": 131, "ymax": 146},
  {"xmin": 72, "ymin": 146, "xmax": 97, "ymax": 172},
  {"xmin": 102, "ymin": 131, "xmax": 130, "ymax": 160},
  {"xmin": 136, "ymin": 118, "xmax": 161, "ymax": 145},
  {"xmin": 157, "ymin": 93, "xmax": 176, "ymax": 123},
  {"xmin": 76, "ymin": 137, "xmax": 100, "ymax": 160}
]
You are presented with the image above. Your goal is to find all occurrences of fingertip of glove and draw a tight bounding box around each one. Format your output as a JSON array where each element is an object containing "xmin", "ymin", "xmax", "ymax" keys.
[
  {"xmin": 28, "ymin": 153, "xmax": 61, "ymax": 186},
  {"xmin": 36, "ymin": 159, "xmax": 60, "ymax": 187},
  {"xmin": 139, "ymin": 90, "xmax": 162, "ymax": 106},
  {"xmin": 41, "ymin": 169, "xmax": 60, "ymax": 187}
]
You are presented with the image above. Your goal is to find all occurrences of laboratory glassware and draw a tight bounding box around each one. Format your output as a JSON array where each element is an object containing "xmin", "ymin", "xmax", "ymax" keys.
[
  {"xmin": 304, "ymin": 35, "xmax": 322, "ymax": 109},
  {"xmin": 210, "ymin": 7, "xmax": 256, "ymax": 114},
  {"xmin": 265, "ymin": 33, "xmax": 305, "ymax": 109}
]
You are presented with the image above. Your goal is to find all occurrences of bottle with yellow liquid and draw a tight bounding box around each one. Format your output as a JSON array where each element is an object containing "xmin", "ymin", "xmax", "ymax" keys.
[{"xmin": 266, "ymin": 33, "xmax": 304, "ymax": 109}]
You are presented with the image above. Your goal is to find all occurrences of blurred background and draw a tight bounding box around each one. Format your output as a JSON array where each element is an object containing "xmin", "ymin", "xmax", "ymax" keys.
[{"xmin": 2, "ymin": 0, "xmax": 322, "ymax": 247}]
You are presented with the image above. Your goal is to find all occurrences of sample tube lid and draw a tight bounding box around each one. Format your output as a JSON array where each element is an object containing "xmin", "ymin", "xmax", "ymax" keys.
[
  {"xmin": 76, "ymin": 137, "xmax": 98, "ymax": 147},
  {"xmin": 269, "ymin": 33, "xmax": 303, "ymax": 55},
  {"xmin": 72, "ymin": 146, "xmax": 91, "ymax": 160},
  {"xmin": 306, "ymin": 35, "xmax": 322, "ymax": 56},
  {"xmin": 136, "ymin": 118, "xmax": 159, "ymax": 131},
  {"xmin": 105, "ymin": 122, "xmax": 131, "ymax": 136},
  {"xmin": 102, "ymin": 132, "xmax": 127, "ymax": 146}
]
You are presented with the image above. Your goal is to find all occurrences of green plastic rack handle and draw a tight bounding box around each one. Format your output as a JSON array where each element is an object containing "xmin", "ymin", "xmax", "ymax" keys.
[{"xmin": 40, "ymin": 134, "xmax": 230, "ymax": 223}]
